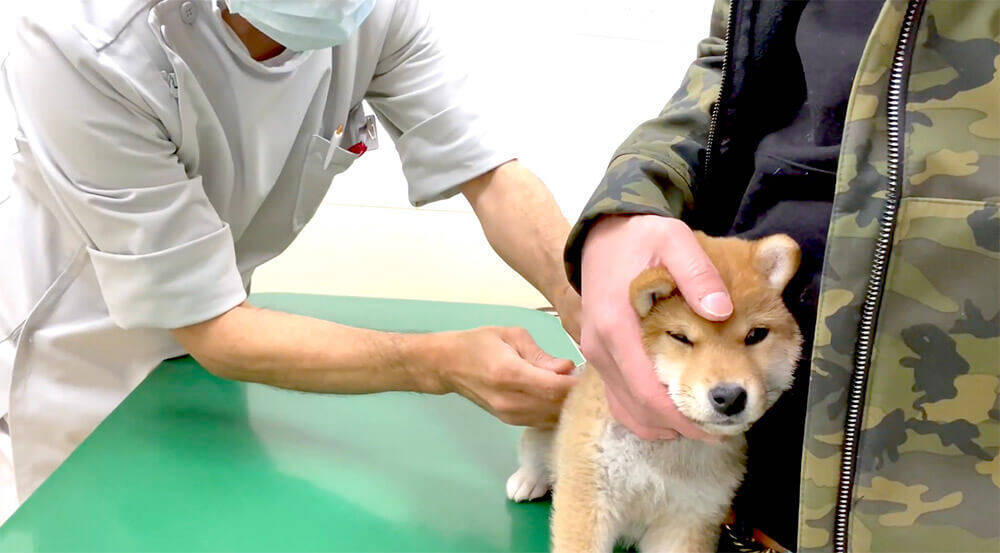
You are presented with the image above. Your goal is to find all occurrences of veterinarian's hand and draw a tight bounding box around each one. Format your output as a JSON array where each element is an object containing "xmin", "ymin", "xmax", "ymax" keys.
[
  {"xmin": 579, "ymin": 215, "xmax": 732, "ymax": 441},
  {"xmin": 428, "ymin": 327, "xmax": 577, "ymax": 428}
]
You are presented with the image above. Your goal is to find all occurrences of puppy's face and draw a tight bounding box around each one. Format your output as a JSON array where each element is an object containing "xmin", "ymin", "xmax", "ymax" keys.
[{"xmin": 630, "ymin": 233, "xmax": 803, "ymax": 437}]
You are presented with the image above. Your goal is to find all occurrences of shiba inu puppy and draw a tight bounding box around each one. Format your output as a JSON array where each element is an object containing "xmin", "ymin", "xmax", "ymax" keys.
[{"xmin": 507, "ymin": 233, "xmax": 803, "ymax": 553}]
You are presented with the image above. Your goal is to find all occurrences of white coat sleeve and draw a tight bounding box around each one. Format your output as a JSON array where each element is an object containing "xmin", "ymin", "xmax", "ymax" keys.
[
  {"xmin": 365, "ymin": 0, "xmax": 515, "ymax": 206},
  {"xmin": 4, "ymin": 21, "xmax": 247, "ymax": 330}
]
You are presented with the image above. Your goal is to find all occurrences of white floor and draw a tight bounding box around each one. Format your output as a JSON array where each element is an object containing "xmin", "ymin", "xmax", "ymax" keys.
[{"xmin": 1, "ymin": 1, "xmax": 711, "ymax": 308}]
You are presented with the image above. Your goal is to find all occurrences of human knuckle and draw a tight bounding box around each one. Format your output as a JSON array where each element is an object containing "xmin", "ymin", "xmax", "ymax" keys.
[
  {"xmin": 492, "ymin": 395, "xmax": 514, "ymax": 414},
  {"xmin": 508, "ymin": 414, "xmax": 531, "ymax": 427},
  {"xmin": 502, "ymin": 412, "xmax": 527, "ymax": 426},
  {"xmin": 660, "ymin": 217, "xmax": 691, "ymax": 234},
  {"xmin": 540, "ymin": 384, "xmax": 562, "ymax": 403},
  {"xmin": 487, "ymin": 364, "xmax": 510, "ymax": 385}
]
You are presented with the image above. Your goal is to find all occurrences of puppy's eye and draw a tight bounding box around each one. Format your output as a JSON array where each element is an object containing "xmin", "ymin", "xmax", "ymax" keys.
[
  {"xmin": 667, "ymin": 331, "xmax": 692, "ymax": 346},
  {"xmin": 744, "ymin": 327, "xmax": 770, "ymax": 346}
]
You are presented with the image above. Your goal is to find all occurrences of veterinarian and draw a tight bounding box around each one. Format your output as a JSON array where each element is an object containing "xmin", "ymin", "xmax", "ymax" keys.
[
  {"xmin": 0, "ymin": 0, "xmax": 581, "ymax": 511},
  {"xmin": 572, "ymin": 0, "xmax": 998, "ymax": 551}
]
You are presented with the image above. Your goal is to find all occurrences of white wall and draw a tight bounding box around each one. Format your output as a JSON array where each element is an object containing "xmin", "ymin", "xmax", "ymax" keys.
[{"xmin": 0, "ymin": 1, "xmax": 712, "ymax": 308}]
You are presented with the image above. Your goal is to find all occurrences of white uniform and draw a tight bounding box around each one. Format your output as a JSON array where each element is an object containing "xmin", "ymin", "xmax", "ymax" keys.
[{"xmin": 0, "ymin": 0, "xmax": 511, "ymax": 503}]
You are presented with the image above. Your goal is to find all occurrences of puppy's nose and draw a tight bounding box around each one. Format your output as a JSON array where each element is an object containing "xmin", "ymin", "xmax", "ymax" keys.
[{"xmin": 709, "ymin": 384, "xmax": 747, "ymax": 416}]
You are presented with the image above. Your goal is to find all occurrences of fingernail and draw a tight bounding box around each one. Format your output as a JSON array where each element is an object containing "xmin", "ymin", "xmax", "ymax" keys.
[{"xmin": 701, "ymin": 292, "xmax": 733, "ymax": 318}]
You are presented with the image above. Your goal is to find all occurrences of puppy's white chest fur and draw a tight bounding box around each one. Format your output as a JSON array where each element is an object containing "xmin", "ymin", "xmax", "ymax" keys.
[{"xmin": 596, "ymin": 421, "xmax": 745, "ymax": 544}]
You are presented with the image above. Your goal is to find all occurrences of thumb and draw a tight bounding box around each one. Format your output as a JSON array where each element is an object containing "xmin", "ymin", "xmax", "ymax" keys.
[
  {"xmin": 659, "ymin": 225, "xmax": 733, "ymax": 321},
  {"xmin": 504, "ymin": 328, "xmax": 576, "ymax": 374}
]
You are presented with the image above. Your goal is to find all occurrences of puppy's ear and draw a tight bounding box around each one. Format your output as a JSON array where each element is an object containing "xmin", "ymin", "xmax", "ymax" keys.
[
  {"xmin": 629, "ymin": 267, "xmax": 677, "ymax": 318},
  {"xmin": 753, "ymin": 234, "xmax": 801, "ymax": 290}
]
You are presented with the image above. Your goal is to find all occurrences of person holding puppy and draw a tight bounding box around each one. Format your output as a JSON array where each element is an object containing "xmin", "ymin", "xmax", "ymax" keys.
[
  {"xmin": 572, "ymin": 1, "xmax": 998, "ymax": 551},
  {"xmin": 0, "ymin": 0, "xmax": 580, "ymax": 511}
]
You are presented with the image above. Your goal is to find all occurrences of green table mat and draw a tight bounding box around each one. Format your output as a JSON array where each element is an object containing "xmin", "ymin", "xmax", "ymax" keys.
[{"xmin": 0, "ymin": 294, "xmax": 583, "ymax": 552}]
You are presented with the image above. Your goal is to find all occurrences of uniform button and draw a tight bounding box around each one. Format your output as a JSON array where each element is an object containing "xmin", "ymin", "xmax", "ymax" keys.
[{"xmin": 180, "ymin": 1, "xmax": 198, "ymax": 24}]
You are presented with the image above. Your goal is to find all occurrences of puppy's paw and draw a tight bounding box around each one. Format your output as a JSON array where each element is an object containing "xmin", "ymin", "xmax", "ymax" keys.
[{"xmin": 506, "ymin": 467, "xmax": 551, "ymax": 502}]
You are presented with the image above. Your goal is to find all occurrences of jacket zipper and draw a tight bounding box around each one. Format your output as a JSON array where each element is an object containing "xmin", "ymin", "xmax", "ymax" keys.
[
  {"xmin": 703, "ymin": 0, "xmax": 737, "ymax": 183},
  {"xmin": 832, "ymin": 1, "xmax": 925, "ymax": 551}
]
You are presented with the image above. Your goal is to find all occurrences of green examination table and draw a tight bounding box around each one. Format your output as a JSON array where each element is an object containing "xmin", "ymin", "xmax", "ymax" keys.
[{"xmin": 0, "ymin": 294, "xmax": 583, "ymax": 552}]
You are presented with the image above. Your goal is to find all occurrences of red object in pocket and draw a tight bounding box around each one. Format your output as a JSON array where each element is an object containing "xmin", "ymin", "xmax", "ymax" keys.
[{"xmin": 346, "ymin": 142, "xmax": 368, "ymax": 156}]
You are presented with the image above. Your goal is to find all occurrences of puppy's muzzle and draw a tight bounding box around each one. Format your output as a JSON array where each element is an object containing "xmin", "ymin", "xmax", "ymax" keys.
[{"xmin": 709, "ymin": 383, "xmax": 747, "ymax": 416}]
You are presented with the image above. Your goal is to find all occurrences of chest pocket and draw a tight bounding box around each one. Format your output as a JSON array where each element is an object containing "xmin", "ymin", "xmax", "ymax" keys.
[
  {"xmin": 292, "ymin": 135, "xmax": 358, "ymax": 232},
  {"xmin": 292, "ymin": 105, "xmax": 376, "ymax": 233}
]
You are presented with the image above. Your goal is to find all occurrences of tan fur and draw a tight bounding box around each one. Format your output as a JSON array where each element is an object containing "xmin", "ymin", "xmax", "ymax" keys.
[
  {"xmin": 507, "ymin": 233, "xmax": 803, "ymax": 553},
  {"xmin": 550, "ymin": 368, "xmax": 611, "ymax": 551}
]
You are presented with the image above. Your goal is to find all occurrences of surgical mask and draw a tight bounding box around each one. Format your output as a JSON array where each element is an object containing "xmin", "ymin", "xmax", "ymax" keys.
[{"xmin": 227, "ymin": 0, "xmax": 376, "ymax": 51}]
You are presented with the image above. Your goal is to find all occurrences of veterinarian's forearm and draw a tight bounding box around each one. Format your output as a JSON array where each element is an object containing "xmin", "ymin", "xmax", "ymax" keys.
[
  {"xmin": 171, "ymin": 303, "xmax": 444, "ymax": 394},
  {"xmin": 462, "ymin": 161, "xmax": 575, "ymax": 308}
]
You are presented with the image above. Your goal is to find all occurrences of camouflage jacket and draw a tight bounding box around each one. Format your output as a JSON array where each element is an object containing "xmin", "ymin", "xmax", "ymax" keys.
[{"xmin": 564, "ymin": 1, "xmax": 999, "ymax": 552}]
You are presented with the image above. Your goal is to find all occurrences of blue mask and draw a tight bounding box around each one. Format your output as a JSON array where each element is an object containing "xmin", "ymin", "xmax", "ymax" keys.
[{"xmin": 227, "ymin": 0, "xmax": 376, "ymax": 51}]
